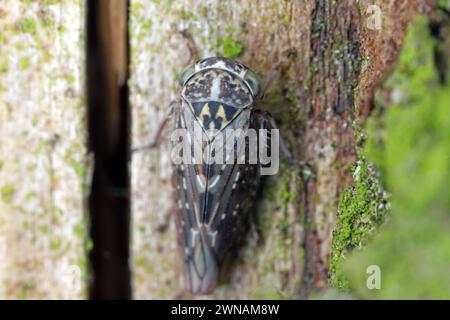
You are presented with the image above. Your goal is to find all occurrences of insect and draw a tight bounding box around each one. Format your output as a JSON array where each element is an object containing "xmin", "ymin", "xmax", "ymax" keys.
[{"xmin": 171, "ymin": 57, "xmax": 280, "ymax": 294}]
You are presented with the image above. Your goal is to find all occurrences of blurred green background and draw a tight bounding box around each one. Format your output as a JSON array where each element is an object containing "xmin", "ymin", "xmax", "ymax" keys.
[{"xmin": 334, "ymin": 16, "xmax": 450, "ymax": 299}]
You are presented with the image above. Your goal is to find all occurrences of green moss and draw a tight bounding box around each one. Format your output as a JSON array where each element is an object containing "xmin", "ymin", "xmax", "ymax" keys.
[
  {"xmin": 0, "ymin": 62, "xmax": 9, "ymax": 74},
  {"xmin": 24, "ymin": 191, "xmax": 35, "ymax": 200},
  {"xmin": 353, "ymin": 120, "xmax": 366, "ymax": 146},
  {"xmin": 85, "ymin": 238, "xmax": 93, "ymax": 251},
  {"xmin": 19, "ymin": 57, "xmax": 30, "ymax": 70},
  {"xmin": 18, "ymin": 281, "xmax": 34, "ymax": 300},
  {"xmin": 343, "ymin": 16, "xmax": 450, "ymax": 299},
  {"xmin": 329, "ymin": 157, "xmax": 388, "ymax": 289},
  {"xmin": 279, "ymin": 172, "xmax": 295, "ymax": 211},
  {"xmin": 31, "ymin": 114, "xmax": 39, "ymax": 126},
  {"xmin": 134, "ymin": 256, "xmax": 147, "ymax": 267},
  {"xmin": 358, "ymin": 0, "xmax": 365, "ymax": 15},
  {"xmin": 438, "ymin": 0, "xmax": 450, "ymax": 10},
  {"xmin": 253, "ymin": 286, "xmax": 284, "ymax": 299},
  {"xmin": 66, "ymin": 149, "xmax": 84, "ymax": 179},
  {"xmin": 218, "ymin": 35, "xmax": 244, "ymax": 59},
  {"xmin": 66, "ymin": 74, "xmax": 75, "ymax": 85},
  {"xmin": 73, "ymin": 223, "xmax": 84, "ymax": 239},
  {"xmin": 176, "ymin": 8, "xmax": 197, "ymax": 22},
  {"xmin": 73, "ymin": 219, "xmax": 90, "ymax": 291},
  {"xmin": 1, "ymin": 184, "xmax": 15, "ymax": 204},
  {"xmin": 18, "ymin": 17, "xmax": 37, "ymax": 34},
  {"xmin": 38, "ymin": 225, "xmax": 49, "ymax": 234},
  {"xmin": 130, "ymin": 2, "xmax": 143, "ymax": 13},
  {"xmin": 50, "ymin": 238, "xmax": 62, "ymax": 250},
  {"xmin": 280, "ymin": 12, "xmax": 289, "ymax": 25}
]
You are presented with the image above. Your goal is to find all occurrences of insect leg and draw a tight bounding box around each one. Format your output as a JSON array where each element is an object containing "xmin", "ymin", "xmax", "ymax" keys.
[
  {"xmin": 180, "ymin": 29, "xmax": 200, "ymax": 64},
  {"xmin": 130, "ymin": 101, "xmax": 176, "ymax": 154},
  {"xmin": 254, "ymin": 110, "xmax": 315, "ymax": 183},
  {"xmin": 253, "ymin": 109, "xmax": 297, "ymax": 164}
]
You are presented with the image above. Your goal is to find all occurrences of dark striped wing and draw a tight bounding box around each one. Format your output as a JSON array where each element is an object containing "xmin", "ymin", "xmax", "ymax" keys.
[{"xmin": 172, "ymin": 99, "xmax": 261, "ymax": 294}]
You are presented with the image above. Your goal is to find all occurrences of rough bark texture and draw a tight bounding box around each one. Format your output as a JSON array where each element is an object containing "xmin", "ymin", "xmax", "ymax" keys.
[
  {"xmin": 0, "ymin": 0, "xmax": 437, "ymax": 300},
  {"xmin": 0, "ymin": 1, "xmax": 86, "ymax": 299},
  {"xmin": 130, "ymin": 0, "xmax": 434, "ymax": 299}
]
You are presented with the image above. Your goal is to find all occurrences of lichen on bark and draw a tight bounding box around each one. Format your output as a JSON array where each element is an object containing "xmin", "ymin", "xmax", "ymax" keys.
[
  {"xmin": 329, "ymin": 155, "xmax": 389, "ymax": 290},
  {"xmin": 343, "ymin": 14, "xmax": 450, "ymax": 299},
  {"xmin": 129, "ymin": 0, "xmax": 437, "ymax": 299},
  {"xmin": 0, "ymin": 0, "xmax": 87, "ymax": 299},
  {"xmin": 0, "ymin": 0, "xmax": 441, "ymax": 300}
]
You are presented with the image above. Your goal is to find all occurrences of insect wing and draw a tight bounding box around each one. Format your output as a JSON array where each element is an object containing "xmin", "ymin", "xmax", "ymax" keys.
[{"xmin": 172, "ymin": 99, "xmax": 260, "ymax": 294}]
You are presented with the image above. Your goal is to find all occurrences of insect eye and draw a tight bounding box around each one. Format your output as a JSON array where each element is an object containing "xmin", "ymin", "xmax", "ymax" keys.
[
  {"xmin": 179, "ymin": 63, "xmax": 196, "ymax": 86},
  {"xmin": 244, "ymin": 70, "xmax": 261, "ymax": 97}
]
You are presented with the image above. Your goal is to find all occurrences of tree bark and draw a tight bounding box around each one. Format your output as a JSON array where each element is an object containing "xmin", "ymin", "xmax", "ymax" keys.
[
  {"xmin": 0, "ymin": 0, "xmax": 86, "ymax": 299},
  {"xmin": 0, "ymin": 0, "xmax": 438, "ymax": 300},
  {"xmin": 130, "ymin": 0, "xmax": 434, "ymax": 299}
]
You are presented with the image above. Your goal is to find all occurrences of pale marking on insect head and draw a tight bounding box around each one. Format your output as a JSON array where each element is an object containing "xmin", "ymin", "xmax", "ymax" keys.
[
  {"xmin": 199, "ymin": 103, "xmax": 212, "ymax": 122},
  {"xmin": 221, "ymin": 213, "xmax": 226, "ymax": 220},
  {"xmin": 203, "ymin": 60, "xmax": 247, "ymax": 78},
  {"xmin": 232, "ymin": 183, "xmax": 237, "ymax": 190},
  {"xmin": 183, "ymin": 178, "xmax": 187, "ymax": 190},
  {"xmin": 185, "ymin": 202, "xmax": 190, "ymax": 210},
  {"xmin": 232, "ymin": 210, "xmax": 237, "ymax": 216},
  {"xmin": 210, "ymin": 77, "xmax": 221, "ymax": 101},
  {"xmin": 217, "ymin": 104, "xmax": 226, "ymax": 120}
]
